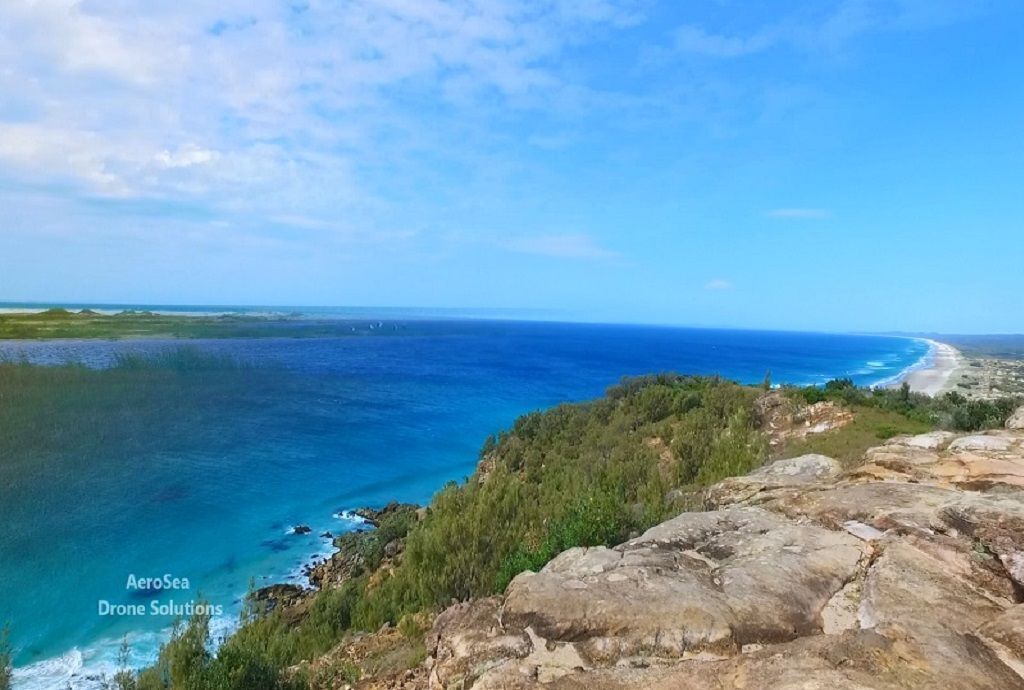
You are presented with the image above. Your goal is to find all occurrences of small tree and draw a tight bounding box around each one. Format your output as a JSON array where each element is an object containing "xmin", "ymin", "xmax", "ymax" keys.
[
  {"xmin": 899, "ymin": 381, "xmax": 911, "ymax": 403},
  {"xmin": 110, "ymin": 636, "xmax": 137, "ymax": 690},
  {"xmin": 1, "ymin": 625, "xmax": 12, "ymax": 690}
]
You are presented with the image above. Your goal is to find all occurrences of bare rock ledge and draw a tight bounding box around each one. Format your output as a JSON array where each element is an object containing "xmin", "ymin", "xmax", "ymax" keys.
[{"xmin": 422, "ymin": 429, "xmax": 1024, "ymax": 689}]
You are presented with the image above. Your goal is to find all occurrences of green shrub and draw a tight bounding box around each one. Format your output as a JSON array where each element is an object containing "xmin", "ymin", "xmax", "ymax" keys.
[
  {"xmin": 875, "ymin": 425, "xmax": 900, "ymax": 440},
  {"xmin": 348, "ymin": 376, "xmax": 764, "ymax": 630},
  {"xmin": 106, "ymin": 637, "xmax": 138, "ymax": 690},
  {"xmin": 1, "ymin": 626, "xmax": 11, "ymax": 690},
  {"xmin": 495, "ymin": 492, "xmax": 630, "ymax": 591},
  {"xmin": 141, "ymin": 375, "xmax": 773, "ymax": 685},
  {"xmin": 136, "ymin": 609, "xmax": 211, "ymax": 690},
  {"xmin": 789, "ymin": 379, "xmax": 1021, "ymax": 432}
]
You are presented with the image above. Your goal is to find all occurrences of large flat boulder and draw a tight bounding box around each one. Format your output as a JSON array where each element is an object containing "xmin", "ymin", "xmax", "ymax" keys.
[
  {"xmin": 501, "ymin": 507, "xmax": 863, "ymax": 664},
  {"xmin": 852, "ymin": 430, "xmax": 1024, "ymax": 490},
  {"xmin": 705, "ymin": 454, "xmax": 841, "ymax": 507}
]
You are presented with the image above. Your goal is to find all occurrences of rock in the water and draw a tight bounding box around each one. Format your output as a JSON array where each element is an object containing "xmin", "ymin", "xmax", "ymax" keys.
[{"xmin": 291, "ymin": 524, "xmax": 312, "ymax": 535}]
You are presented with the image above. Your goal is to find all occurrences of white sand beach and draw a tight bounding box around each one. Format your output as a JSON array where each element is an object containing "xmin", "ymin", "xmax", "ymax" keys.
[{"xmin": 899, "ymin": 340, "xmax": 963, "ymax": 396}]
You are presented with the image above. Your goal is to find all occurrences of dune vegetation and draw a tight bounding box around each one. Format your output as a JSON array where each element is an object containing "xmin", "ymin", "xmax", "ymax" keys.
[{"xmin": 0, "ymin": 308, "xmax": 284, "ymax": 339}]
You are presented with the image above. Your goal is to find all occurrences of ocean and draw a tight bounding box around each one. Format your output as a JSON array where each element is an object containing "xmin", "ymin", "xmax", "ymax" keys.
[{"xmin": 0, "ymin": 314, "xmax": 930, "ymax": 689}]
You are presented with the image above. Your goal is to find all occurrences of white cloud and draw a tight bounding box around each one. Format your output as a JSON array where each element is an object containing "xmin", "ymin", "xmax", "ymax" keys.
[
  {"xmin": 0, "ymin": 0, "xmax": 649, "ymax": 230},
  {"xmin": 674, "ymin": 26, "xmax": 779, "ymax": 58},
  {"xmin": 766, "ymin": 208, "xmax": 832, "ymax": 219},
  {"xmin": 155, "ymin": 146, "xmax": 220, "ymax": 170},
  {"xmin": 704, "ymin": 278, "xmax": 732, "ymax": 291},
  {"xmin": 502, "ymin": 233, "xmax": 618, "ymax": 260}
]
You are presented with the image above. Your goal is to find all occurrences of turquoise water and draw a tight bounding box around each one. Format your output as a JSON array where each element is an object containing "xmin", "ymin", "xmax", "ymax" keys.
[{"xmin": 0, "ymin": 317, "xmax": 930, "ymax": 689}]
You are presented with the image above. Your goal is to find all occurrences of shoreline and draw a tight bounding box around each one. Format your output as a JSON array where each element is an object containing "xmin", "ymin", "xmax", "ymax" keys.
[
  {"xmin": 2, "ymin": 332, "xmax": 957, "ymax": 688},
  {"xmin": 892, "ymin": 339, "xmax": 963, "ymax": 396}
]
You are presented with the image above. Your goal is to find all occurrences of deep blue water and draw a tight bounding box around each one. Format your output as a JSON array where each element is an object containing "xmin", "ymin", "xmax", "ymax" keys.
[{"xmin": 0, "ymin": 318, "xmax": 930, "ymax": 689}]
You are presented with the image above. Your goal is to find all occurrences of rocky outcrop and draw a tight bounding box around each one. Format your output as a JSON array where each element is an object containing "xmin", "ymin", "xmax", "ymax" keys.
[
  {"xmin": 423, "ymin": 429, "xmax": 1024, "ymax": 689},
  {"xmin": 704, "ymin": 453, "xmax": 841, "ymax": 506},
  {"xmin": 353, "ymin": 502, "xmax": 421, "ymax": 528},
  {"xmin": 1009, "ymin": 405, "xmax": 1024, "ymax": 430},
  {"xmin": 853, "ymin": 429, "xmax": 1024, "ymax": 489},
  {"xmin": 310, "ymin": 503, "xmax": 422, "ymax": 589},
  {"xmin": 756, "ymin": 390, "xmax": 854, "ymax": 450},
  {"xmin": 250, "ymin": 584, "xmax": 312, "ymax": 624}
]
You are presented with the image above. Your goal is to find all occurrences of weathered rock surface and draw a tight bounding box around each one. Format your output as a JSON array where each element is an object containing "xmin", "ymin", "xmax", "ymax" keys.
[
  {"xmin": 705, "ymin": 453, "xmax": 840, "ymax": 506},
  {"xmin": 1009, "ymin": 406, "xmax": 1024, "ymax": 430},
  {"xmin": 250, "ymin": 583, "xmax": 313, "ymax": 624},
  {"xmin": 424, "ymin": 429, "xmax": 1024, "ymax": 689},
  {"xmin": 503, "ymin": 507, "xmax": 863, "ymax": 664},
  {"xmin": 853, "ymin": 429, "xmax": 1024, "ymax": 490},
  {"xmin": 756, "ymin": 391, "xmax": 854, "ymax": 449}
]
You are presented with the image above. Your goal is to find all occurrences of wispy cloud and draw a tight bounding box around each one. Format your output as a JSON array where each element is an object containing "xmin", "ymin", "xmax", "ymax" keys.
[
  {"xmin": 672, "ymin": 1, "xmax": 983, "ymax": 60},
  {"xmin": 0, "ymin": 0, "xmax": 649, "ymax": 233},
  {"xmin": 766, "ymin": 208, "xmax": 832, "ymax": 219},
  {"xmin": 674, "ymin": 25, "xmax": 779, "ymax": 58},
  {"xmin": 502, "ymin": 234, "xmax": 619, "ymax": 260},
  {"xmin": 704, "ymin": 278, "xmax": 732, "ymax": 291}
]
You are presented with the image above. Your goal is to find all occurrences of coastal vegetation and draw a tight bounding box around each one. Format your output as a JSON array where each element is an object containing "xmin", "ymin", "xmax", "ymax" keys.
[
  {"xmin": 0, "ymin": 308, "xmax": 397, "ymax": 340},
  {"xmin": 781, "ymin": 379, "xmax": 1022, "ymax": 465},
  {"xmin": 0, "ymin": 308, "xmax": 279, "ymax": 339},
  {"xmin": 793, "ymin": 378, "xmax": 1021, "ymax": 431},
  {"xmin": 123, "ymin": 373, "xmax": 767, "ymax": 689},
  {"xmin": 1, "ymin": 625, "xmax": 11, "ymax": 690},
  {"xmin": 5, "ymin": 353, "xmax": 1021, "ymax": 688}
]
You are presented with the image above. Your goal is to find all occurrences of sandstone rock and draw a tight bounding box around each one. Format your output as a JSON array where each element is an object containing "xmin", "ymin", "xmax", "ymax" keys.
[
  {"xmin": 417, "ymin": 429, "xmax": 1024, "ymax": 688},
  {"xmin": 705, "ymin": 454, "xmax": 841, "ymax": 507},
  {"xmin": 501, "ymin": 507, "xmax": 864, "ymax": 664},
  {"xmin": 1009, "ymin": 406, "xmax": 1024, "ymax": 430},
  {"xmin": 950, "ymin": 434, "xmax": 1015, "ymax": 453},
  {"xmin": 763, "ymin": 480, "xmax": 961, "ymax": 534},
  {"xmin": 889, "ymin": 430, "xmax": 958, "ymax": 450},
  {"xmin": 980, "ymin": 605, "xmax": 1024, "ymax": 678},
  {"xmin": 353, "ymin": 501, "xmax": 420, "ymax": 527},
  {"xmin": 755, "ymin": 391, "xmax": 854, "ymax": 448},
  {"xmin": 429, "ymin": 597, "xmax": 532, "ymax": 689},
  {"xmin": 537, "ymin": 628, "xmax": 1024, "ymax": 690},
  {"xmin": 384, "ymin": 538, "xmax": 404, "ymax": 558},
  {"xmin": 852, "ymin": 431, "xmax": 1024, "ymax": 490}
]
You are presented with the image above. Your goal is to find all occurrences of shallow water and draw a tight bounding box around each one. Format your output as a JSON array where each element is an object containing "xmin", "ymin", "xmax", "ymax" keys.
[{"xmin": 0, "ymin": 319, "xmax": 929, "ymax": 688}]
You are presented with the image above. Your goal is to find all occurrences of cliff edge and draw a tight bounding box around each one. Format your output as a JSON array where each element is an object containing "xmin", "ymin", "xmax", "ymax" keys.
[{"xmin": 416, "ymin": 415, "xmax": 1024, "ymax": 689}]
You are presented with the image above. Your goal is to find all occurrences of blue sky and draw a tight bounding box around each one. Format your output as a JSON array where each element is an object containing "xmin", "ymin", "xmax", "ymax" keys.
[{"xmin": 0, "ymin": 1, "xmax": 1021, "ymax": 332}]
